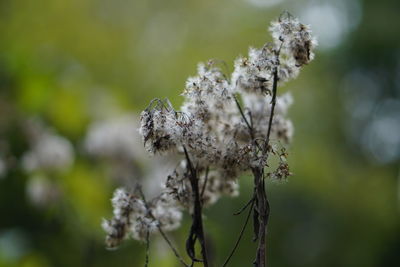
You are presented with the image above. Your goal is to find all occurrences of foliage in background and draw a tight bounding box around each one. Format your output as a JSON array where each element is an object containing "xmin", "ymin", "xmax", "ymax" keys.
[{"xmin": 0, "ymin": 0, "xmax": 399, "ymax": 266}]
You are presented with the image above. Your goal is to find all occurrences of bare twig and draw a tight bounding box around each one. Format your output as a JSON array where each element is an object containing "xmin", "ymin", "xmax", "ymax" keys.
[
  {"xmin": 234, "ymin": 94, "xmax": 263, "ymax": 152},
  {"xmin": 200, "ymin": 167, "xmax": 210, "ymax": 199},
  {"xmin": 158, "ymin": 226, "xmax": 190, "ymax": 267},
  {"xmin": 137, "ymin": 187, "xmax": 190, "ymax": 267},
  {"xmin": 183, "ymin": 146, "xmax": 210, "ymax": 267},
  {"xmin": 234, "ymin": 196, "xmax": 255, "ymax": 216},
  {"xmin": 144, "ymin": 229, "xmax": 150, "ymax": 267},
  {"xmin": 222, "ymin": 198, "xmax": 255, "ymax": 267},
  {"xmin": 262, "ymin": 66, "xmax": 278, "ymax": 155},
  {"xmin": 234, "ymin": 94, "xmax": 254, "ymax": 139}
]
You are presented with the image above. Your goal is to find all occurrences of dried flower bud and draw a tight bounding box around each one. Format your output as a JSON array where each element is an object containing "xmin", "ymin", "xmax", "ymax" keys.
[
  {"xmin": 139, "ymin": 99, "xmax": 191, "ymax": 154},
  {"xmin": 269, "ymin": 148, "xmax": 292, "ymax": 180},
  {"xmin": 270, "ymin": 12, "xmax": 317, "ymax": 67}
]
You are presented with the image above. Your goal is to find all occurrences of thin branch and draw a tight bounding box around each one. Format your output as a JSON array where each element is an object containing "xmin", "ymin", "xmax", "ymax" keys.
[
  {"xmin": 262, "ymin": 67, "xmax": 278, "ymax": 155},
  {"xmin": 222, "ymin": 198, "xmax": 255, "ymax": 267},
  {"xmin": 200, "ymin": 167, "xmax": 210, "ymax": 198},
  {"xmin": 157, "ymin": 226, "xmax": 190, "ymax": 267},
  {"xmin": 262, "ymin": 42, "xmax": 283, "ymax": 156},
  {"xmin": 234, "ymin": 94, "xmax": 254, "ymax": 140},
  {"xmin": 137, "ymin": 187, "xmax": 190, "ymax": 267},
  {"xmin": 234, "ymin": 94, "xmax": 264, "ymax": 153},
  {"xmin": 234, "ymin": 196, "xmax": 255, "ymax": 216},
  {"xmin": 144, "ymin": 229, "xmax": 150, "ymax": 267},
  {"xmin": 248, "ymin": 108, "xmax": 254, "ymax": 129},
  {"xmin": 183, "ymin": 146, "xmax": 195, "ymax": 176}
]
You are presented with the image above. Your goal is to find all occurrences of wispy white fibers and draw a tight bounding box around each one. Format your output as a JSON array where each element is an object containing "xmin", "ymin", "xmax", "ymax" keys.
[{"xmin": 104, "ymin": 13, "xmax": 317, "ymax": 249}]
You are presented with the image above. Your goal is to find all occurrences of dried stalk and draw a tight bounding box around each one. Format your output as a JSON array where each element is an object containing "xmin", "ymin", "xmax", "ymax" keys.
[
  {"xmin": 253, "ymin": 61, "xmax": 279, "ymax": 267},
  {"xmin": 184, "ymin": 146, "xmax": 209, "ymax": 267},
  {"xmin": 227, "ymin": 56, "xmax": 279, "ymax": 267}
]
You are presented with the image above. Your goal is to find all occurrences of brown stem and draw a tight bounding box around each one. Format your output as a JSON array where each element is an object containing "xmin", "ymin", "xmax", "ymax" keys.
[
  {"xmin": 254, "ymin": 52, "xmax": 279, "ymax": 267},
  {"xmin": 144, "ymin": 229, "xmax": 150, "ymax": 267},
  {"xmin": 252, "ymin": 168, "xmax": 270, "ymax": 267},
  {"xmin": 183, "ymin": 147, "xmax": 209, "ymax": 267},
  {"xmin": 263, "ymin": 66, "xmax": 278, "ymax": 154},
  {"xmin": 234, "ymin": 94, "xmax": 254, "ymax": 140},
  {"xmin": 234, "ymin": 94, "xmax": 262, "ymax": 152}
]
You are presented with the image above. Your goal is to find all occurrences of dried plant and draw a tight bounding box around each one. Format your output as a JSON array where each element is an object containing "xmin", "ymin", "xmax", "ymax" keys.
[{"xmin": 103, "ymin": 12, "xmax": 316, "ymax": 267}]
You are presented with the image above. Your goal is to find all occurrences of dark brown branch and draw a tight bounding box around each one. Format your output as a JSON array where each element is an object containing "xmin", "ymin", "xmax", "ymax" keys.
[
  {"xmin": 183, "ymin": 146, "xmax": 210, "ymax": 267},
  {"xmin": 144, "ymin": 229, "xmax": 150, "ymax": 267},
  {"xmin": 234, "ymin": 94, "xmax": 254, "ymax": 140},
  {"xmin": 254, "ymin": 47, "xmax": 280, "ymax": 267},
  {"xmin": 200, "ymin": 167, "xmax": 210, "ymax": 199},
  {"xmin": 234, "ymin": 196, "xmax": 255, "ymax": 216},
  {"xmin": 252, "ymin": 168, "xmax": 270, "ymax": 267},
  {"xmin": 234, "ymin": 94, "xmax": 263, "ymax": 152},
  {"xmin": 248, "ymin": 108, "xmax": 254, "ymax": 129},
  {"xmin": 262, "ymin": 66, "xmax": 278, "ymax": 155},
  {"xmin": 228, "ymin": 48, "xmax": 280, "ymax": 267}
]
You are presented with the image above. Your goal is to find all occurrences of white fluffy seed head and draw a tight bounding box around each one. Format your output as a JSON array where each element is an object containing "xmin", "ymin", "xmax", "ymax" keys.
[
  {"xmin": 270, "ymin": 12, "xmax": 317, "ymax": 67},
  {"xmin": 105, "ymin": 13, "xmax": 316, "ymax": 248},
  {"xmin": 22, "ymin": 125, "xmax": 74, "ymax": 173},
  {"xmin": 84, "ymin": 115, "xmax": 141, "ymax": 160}
]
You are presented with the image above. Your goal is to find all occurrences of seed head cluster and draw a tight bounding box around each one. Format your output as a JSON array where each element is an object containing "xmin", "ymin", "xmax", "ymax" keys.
[
  {"xmin": 22, "ymin": 120, "xmax": 74, "ymax": 173},
  {"xmin": 103, "ymin": 13, "xmax": 316, "ymax": 249},
  {"xmin": 102, "ymin": 188, "xmax": 182, "ymax": 247}
]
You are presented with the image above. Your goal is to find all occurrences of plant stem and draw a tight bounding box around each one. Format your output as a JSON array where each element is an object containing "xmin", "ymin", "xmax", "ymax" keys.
[
  {"xmin": 183, "ymin": 147, "xmax": 209, "ymax": 267},
  {"xmin": 254, "ymin": 58, "xmax": 279, "ymax": 267},
  {"xmin": 144, "ymin": 229, "xmax": 150, "ymax": 267},
  {"xmin": 194, "ymin": 175, "xmax": 209, "ymax": 267},
  {"xmin": 222, "ymin": 198, "xmax": 255, "ymax": 267},
  {"xmin": 263, "ymin": 67, "xmax": 278, "ymax": 154},
  {"xmin": 252, "ymin": 167, "xmax": 270, "ymax": 267}
]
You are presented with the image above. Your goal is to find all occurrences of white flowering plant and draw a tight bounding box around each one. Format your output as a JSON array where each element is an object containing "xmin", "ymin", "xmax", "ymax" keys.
[{"xmin": 103, "ymin": 12, "xmax": 316, "ymax": 267}]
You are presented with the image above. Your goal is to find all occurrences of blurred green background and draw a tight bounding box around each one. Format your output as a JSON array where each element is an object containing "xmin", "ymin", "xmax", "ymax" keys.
[{"xmin": 0, "ymin": 0, "xmax": 399, "ymax": 266}]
